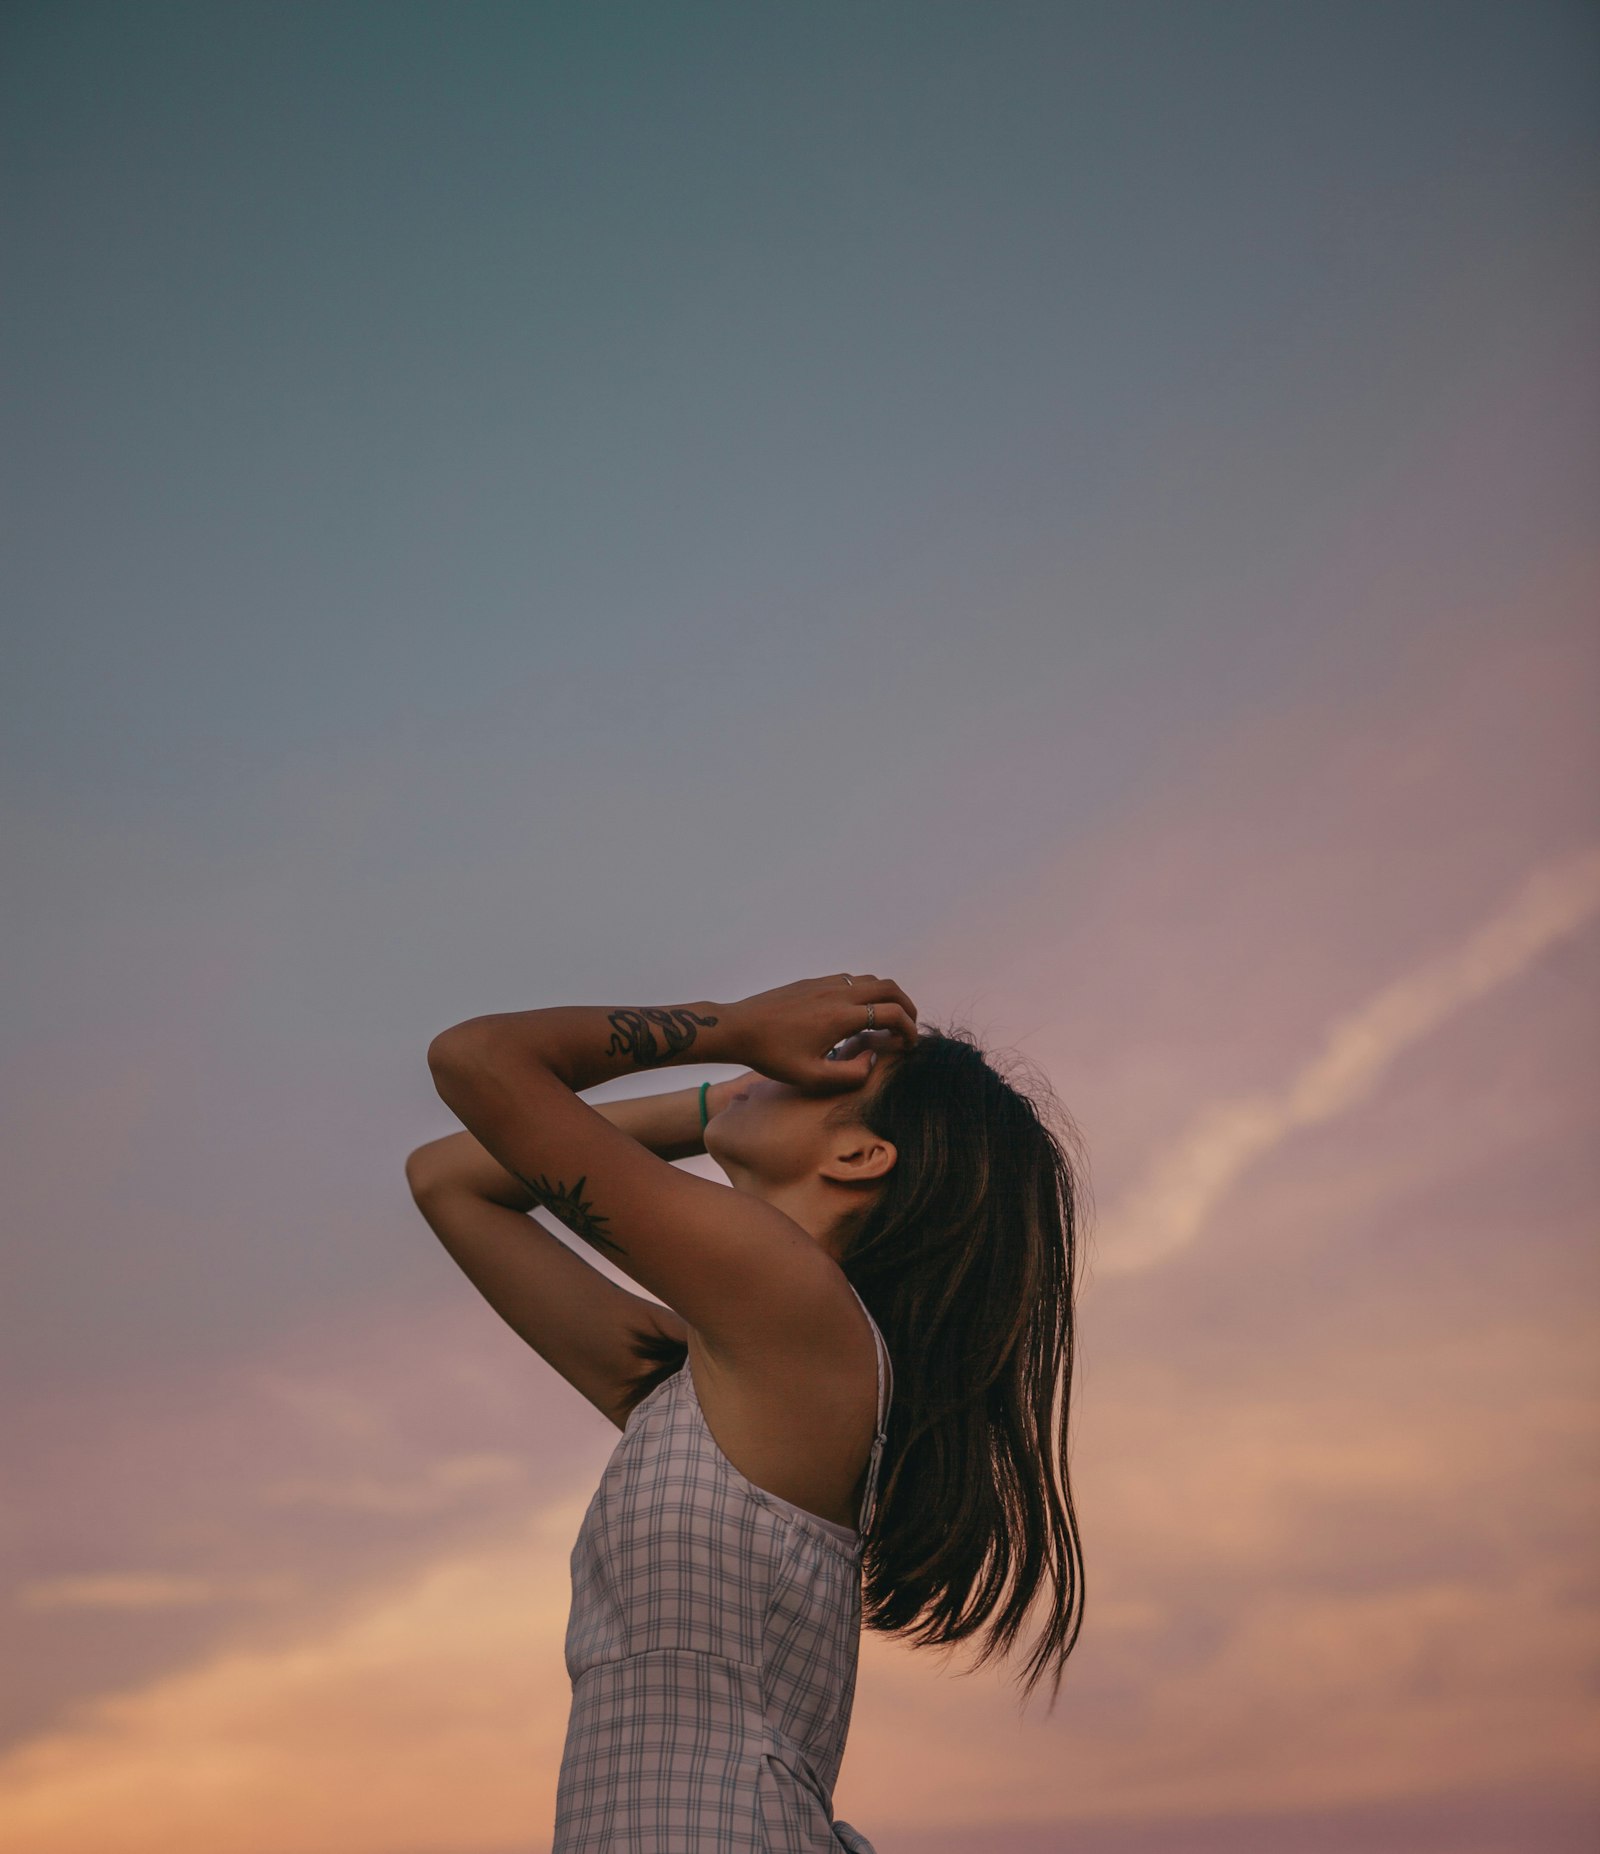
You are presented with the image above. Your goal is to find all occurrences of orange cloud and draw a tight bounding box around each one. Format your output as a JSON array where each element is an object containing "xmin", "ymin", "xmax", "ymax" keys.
[
  {"xmin": 16, "ymin": 1575, "xmax": 295, "ymax": 1614},
  {"xmin": 0, "ymin": 1497, "xmax": 588, "ymax": 1854}
]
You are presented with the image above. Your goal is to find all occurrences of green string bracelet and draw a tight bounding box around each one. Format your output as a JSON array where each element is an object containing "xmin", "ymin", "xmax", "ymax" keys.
[{"xmin": 698, "ymin": 1080, "xmax": 711, "ymax": 1131}]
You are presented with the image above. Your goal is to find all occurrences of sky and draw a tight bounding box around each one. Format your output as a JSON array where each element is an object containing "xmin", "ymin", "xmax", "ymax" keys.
[{"xmin": 2, "ymin": 2, "xmax": 1597, "ymax": 1850}]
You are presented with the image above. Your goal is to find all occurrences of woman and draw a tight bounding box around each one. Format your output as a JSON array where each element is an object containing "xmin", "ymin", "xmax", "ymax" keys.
[{"xmin": 407, "ymin": 973, "xmax": 1088, "ymax": 1852}]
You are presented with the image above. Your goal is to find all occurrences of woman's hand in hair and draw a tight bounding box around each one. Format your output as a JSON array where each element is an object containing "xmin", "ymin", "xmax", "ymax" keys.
[{"xmin": 722, "ymin": 974, "xmax": 918, "ymax": 1093}]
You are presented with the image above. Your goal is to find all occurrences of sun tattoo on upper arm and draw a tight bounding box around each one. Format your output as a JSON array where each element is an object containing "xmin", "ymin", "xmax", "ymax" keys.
[
  {"xmin": 520, "ymin": 1172, "xmax": 625, "ymax": 1259},
  {"xmin": 604, "ymin": 1006, "xmax": 718, "ymax": 1068}
]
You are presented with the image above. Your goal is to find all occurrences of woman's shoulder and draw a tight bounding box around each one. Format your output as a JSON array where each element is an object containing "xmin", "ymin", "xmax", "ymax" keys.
[{"xmin": 683, "ymin": 1275, "xmax": 884, "ymax": 1530}]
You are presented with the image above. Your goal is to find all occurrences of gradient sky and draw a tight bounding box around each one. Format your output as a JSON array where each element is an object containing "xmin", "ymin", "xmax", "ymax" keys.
[{"xmin": 3, "ymin": 4, "xmax": 1598, "ymax": 1851}]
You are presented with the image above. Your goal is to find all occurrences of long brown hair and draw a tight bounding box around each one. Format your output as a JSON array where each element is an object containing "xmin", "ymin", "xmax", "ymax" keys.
[
  {"xmin": 835, "ymin": 1023, "xmax": 1089, "ymax": 1711},
  {"xmin": 626, "ymin": 1023, "xmax": 1092, "ymax": 1712}
]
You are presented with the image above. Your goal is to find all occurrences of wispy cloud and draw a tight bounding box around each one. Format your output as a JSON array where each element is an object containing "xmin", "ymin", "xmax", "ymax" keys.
[
  {"xmin": 1098, "ymin": 844, "xmax": 1600, "ymax": 1274},
  {"xmin": 15, "ymin": 1576, "xmax": 295, "ymax": 1614},
  {"xmin": 256, "ymin": 1452, "xmax": 527, "ymax": 1515}
]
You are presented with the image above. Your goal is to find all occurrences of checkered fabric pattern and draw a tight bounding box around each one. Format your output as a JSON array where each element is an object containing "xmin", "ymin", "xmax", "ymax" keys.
[{"xmin": 552, "ymin": 1281, "xmax": 893, "ymax": 1852}]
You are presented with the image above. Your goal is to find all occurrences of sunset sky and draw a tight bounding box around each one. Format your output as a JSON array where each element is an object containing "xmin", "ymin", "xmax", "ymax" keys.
[{"xmin": 4, "ymin": 4, "xmax": 1598, "ymax": 1851}]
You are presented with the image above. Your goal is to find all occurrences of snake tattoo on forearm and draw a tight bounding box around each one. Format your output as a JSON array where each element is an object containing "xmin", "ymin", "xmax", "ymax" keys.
[{"xmin": 603, "ymin": 1006, "xmax": 719, "ymax": 1068}]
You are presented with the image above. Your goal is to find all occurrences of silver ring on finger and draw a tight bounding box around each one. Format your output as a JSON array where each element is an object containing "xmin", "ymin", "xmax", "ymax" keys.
[
  {"xmin": 866, "ymin": 1001, "xmax": 876, "ymax": 1030},
  {"xmin": 843, "ymin": 974, "xmax": 855, "ymax": 987}
]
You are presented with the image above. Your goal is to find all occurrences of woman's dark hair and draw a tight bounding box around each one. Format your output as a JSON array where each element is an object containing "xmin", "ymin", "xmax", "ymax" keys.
[
  {"xmin": 838, "ymin": 1023, "xmax": 1089, "ymax": 1711},
  {"xmin": 626, "ymin": 1022, "xmax": 1092, "ymax": 1713}
]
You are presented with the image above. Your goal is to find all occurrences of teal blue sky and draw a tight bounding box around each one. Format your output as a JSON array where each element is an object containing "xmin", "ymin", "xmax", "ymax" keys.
[
  {"xmin": 8, "ymin": 2, "xmax": 1594, "ymax": 837},
  {"xmin": 2, "ymin": 7, "xmax": 1597, "ymax": 1850},
  {"xmin": 6, "ymin": 1, "xmax": 1593, "ymax": 1378}
]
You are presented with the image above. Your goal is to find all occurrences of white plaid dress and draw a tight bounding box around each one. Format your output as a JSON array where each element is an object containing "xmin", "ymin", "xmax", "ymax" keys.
[{"xmin": 553, "ymin": 1280, "xmax": 892, "ymax": 1852}]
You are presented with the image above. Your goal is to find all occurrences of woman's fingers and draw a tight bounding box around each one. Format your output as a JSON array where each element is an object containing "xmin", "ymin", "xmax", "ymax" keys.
[
  {"xmin": 825, "ymin": 1028, "xmax": 888, "ymax": 1062},
  {"xmin": 845, "ymin": 998, "xmax": 916, "ymax": 1047},
  {"xmin": 830, "ymin": 971, "xmax": 919, "ymax": 1030},
  {"xmin": 812, "ymin": 1045, "xmax": 875, "ymax": 1082},
  {"xmin": 810, "ymin": 1042, "xmax": 878, "ymax": 1089},
  {"xmin": 838, "ymin": 973, "xmax": 918, "ymax": 1027}
]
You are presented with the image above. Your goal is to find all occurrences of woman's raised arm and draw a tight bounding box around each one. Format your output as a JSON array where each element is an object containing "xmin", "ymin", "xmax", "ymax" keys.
[
  {"xmin": 421, "ymin": 979, "xmax": 913, "ymax": 1345},
  {"xmin": 407, "ymin": 1074, "xmax": 754, "ymax": 1202}
]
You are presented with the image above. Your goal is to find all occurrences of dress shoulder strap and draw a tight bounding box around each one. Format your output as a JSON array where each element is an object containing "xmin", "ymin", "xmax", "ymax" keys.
[{"xmin": 844, "ymin": 1280, "xmax": 894, "ymax": 1536}]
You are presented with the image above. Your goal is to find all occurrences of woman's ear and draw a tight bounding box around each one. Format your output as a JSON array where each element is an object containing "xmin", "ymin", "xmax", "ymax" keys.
[{"xmin": 820, "ymin": 1131, "xmax": 897, "ymax": 1186}]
